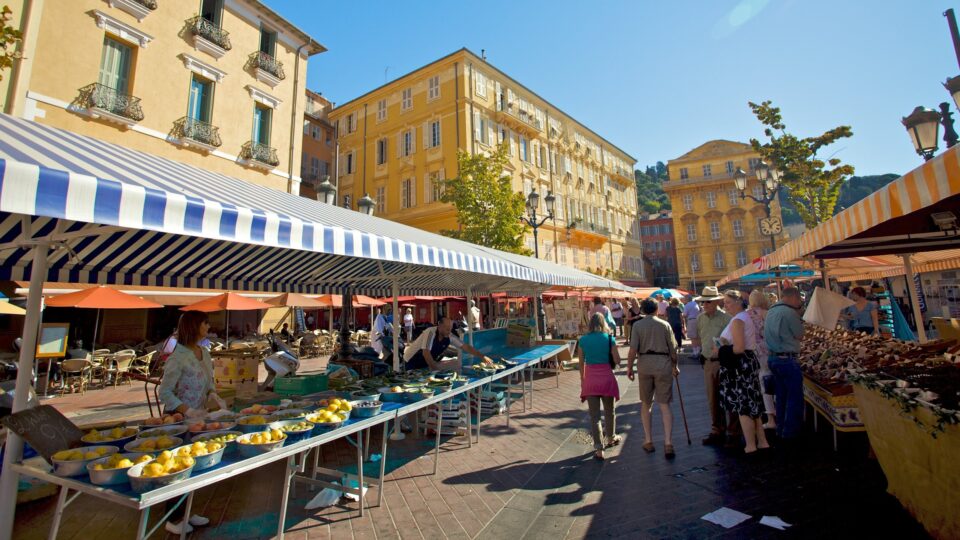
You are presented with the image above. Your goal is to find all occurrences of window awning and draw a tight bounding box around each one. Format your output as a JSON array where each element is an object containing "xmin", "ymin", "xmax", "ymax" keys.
[
  {"xmin": 719, "ymin": 146, "xmax": 960, "ymax": 286},
  {"xmin": 0, "ymin": 114, "xmax": 619, "ymax": 295}
]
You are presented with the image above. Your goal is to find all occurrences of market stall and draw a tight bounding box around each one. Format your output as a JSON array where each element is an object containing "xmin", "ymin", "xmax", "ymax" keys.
[{"xmin": 0, "ymin": 113, "xmax": 627, "ymax": 539}]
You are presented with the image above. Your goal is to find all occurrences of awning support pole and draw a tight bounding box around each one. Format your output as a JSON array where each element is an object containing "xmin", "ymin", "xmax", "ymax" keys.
[
  {"xmin": 466, "ymin": 285, "xmax": 474, "ymax": 347},
  {"xmin": 0, "ymin": 241, "xmax": 51, "ymax": 540},
  {"xmin": 391, "ymin": 281, "xmax": 400, "ymax": 373},
  {"xmin": 901, "ymin": 254, "xmax": 928, "ymax": 343}
]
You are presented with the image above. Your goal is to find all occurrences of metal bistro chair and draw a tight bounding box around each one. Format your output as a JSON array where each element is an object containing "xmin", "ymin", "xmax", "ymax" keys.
[
  {"xmin": 128, "ymin": 350, "xmax": 155, "ymax": 378},
  {"xmin": 59, "ymin": 357, "xmax": 93, "ymax": 395},
  {"xmin": 105, "ymin": 351, "xmax": 137, "ymax": 387},
  {"xmin": 89, "ymin": 349, "xmax": 114, "ymax": 388}
]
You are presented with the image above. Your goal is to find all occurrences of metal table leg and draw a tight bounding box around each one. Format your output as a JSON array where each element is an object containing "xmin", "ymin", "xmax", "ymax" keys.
[
  {"xmin": 357, "ymin": 431, "xmax": 365, "ymax": 517},
  {"xmin": 433, "ymin": 399, "xmax": 444, "ymax": 475},
  {"xmin": 378, "ymin": 421, "xmax": 388, "ymax": 507},
  {"xmin": 47, "ymin": 486, "xmax": 70, "ymax": 540},
  {"xmin": 277, "ymin": 455, "xmax": 295, "ymax": 539},
  {"xmin": 504, "ymin": 380, "xmax": 511, "ymax": 428},
  {"xmin": 180, "ymin": 492, "xmax": 194, "ymax": 540},
  {"xmin": 465, "ymin": 393, "xmax": 472, "ymax": 448},
  {"xmin": 135, "ymin": 507, "xmax": 150, "ymax": 540}
]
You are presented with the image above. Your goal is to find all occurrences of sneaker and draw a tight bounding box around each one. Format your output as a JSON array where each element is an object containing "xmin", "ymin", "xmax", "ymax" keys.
[
  {"xmin": 165, "ymin": 521, "xmax": 194, "ymax": 535},
  {"xmin": 189, "ymin": 515, "xmax": 210, "ymax": 527}
]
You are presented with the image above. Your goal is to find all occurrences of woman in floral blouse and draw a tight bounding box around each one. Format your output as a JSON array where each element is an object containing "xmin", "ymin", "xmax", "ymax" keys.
[{"xmin": 158, "ymin": 310, "xmax": 224, "ymax": 535}]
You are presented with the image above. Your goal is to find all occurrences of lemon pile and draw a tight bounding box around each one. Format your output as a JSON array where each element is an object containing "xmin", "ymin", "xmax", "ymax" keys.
[
  {"xmin": 91, "ymin": 453, "xmax": 152, "ymax": 470},
  {"xmin": 239, "ymin": 415, "xmax": 269, "ymax": 425},
  {"xmin": 240, "ymin": 429, "xmax": 285, "ymax": 445},
  {"xmin": 53, "ymin": 447, "xmax": 112, "ymax": 461},
  {"xmin": 139, "ymin": 450, "xmax": 193, "ymax": 478},
  {"xmin": 279, "ymin": 421, "xmax": 312, "ymax": 433},
  {"xmin": 131, "ymin": 435, "xmax": 177, "ymax": 452},
  {"xmin": 194, "ymin": 432, "xmax": 238, "ymax": 445},
  {"xmin": 83, "ymin": 427, "xmax": 137, "ymax": 443},
  {"xmin": 308, "ymin": 399, "xmax": 351, "ymax": 424},
  {"xmin": 174, "ymin": 441, "xmax": 223, "ymax": 458}
]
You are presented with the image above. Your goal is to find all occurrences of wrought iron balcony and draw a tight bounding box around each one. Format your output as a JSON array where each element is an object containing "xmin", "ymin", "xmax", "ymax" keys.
[
  {"xmin": 173, "ymin": 117, "xmax": 222, "ymax": 149},
  {"xmin": 134, "ymin": 0, "xmax": 158, "ymax": 8},
  {"xmin": 77, "ymin": 83, "xmax": 144, "ymax": 123},
  {"xmin": 248, "ymin": 51, "xmax": 285, "ymax": 80},
  {"xmin": 187, "ymin": 16, "xmax": 232, "ymax": 51},
  {"xmin": 240, "ymin": 141, "xmax": 280, "ymax": 167}
]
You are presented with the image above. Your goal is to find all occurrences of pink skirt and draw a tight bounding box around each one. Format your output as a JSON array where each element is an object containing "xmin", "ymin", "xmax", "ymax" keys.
[{"xmin": 580, "ymin": 363, "xmax": 620, "ymax": 401}]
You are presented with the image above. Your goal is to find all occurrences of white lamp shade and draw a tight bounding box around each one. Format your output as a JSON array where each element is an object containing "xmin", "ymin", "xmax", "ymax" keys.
[{"xmin": 901, "ymin": 106, "xmax": 941, "ymax": 158}]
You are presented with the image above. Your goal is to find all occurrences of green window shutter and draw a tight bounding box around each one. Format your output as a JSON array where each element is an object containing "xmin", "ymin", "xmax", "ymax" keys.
[{"xmin": 98, "ymin": 37, "xmax": 131, "ymax": 93}]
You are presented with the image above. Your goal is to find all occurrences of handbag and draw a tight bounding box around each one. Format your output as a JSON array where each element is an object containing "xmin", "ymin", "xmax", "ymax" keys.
[
  {"xmin": 607, "ymin": 334, "xmax": 616, "ymax": 369},
  {"xmin": 717, "ymin": 344, "xmax": 741, "ymax": 369}
]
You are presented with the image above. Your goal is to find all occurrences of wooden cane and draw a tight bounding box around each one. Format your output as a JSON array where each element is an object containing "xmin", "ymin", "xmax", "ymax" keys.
[{"xmin": 675, "ymin": 375, "xmax": 692, "ymax": 445}]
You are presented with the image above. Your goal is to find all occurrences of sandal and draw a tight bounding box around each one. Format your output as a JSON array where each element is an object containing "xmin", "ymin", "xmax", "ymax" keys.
[
  {"xmin": 664, "ymin": 444, "xmax": 676, "ymax": 459},
  {"xmin": 642, "ymin": 442, "xmax": 655, "ymax": 453},
  {"xmin": 605, "ymin": 434, "xmax": 623, "ymax": 448}
]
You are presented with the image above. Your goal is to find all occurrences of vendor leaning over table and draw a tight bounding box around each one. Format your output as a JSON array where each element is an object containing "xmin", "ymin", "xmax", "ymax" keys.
[
  {"xmin": 403, "ymin": 316, "xmax": 493, "ymax": 371},
  {"xmin": 157, "ymin": 310, "xmax": 226, "ymax": 536}
]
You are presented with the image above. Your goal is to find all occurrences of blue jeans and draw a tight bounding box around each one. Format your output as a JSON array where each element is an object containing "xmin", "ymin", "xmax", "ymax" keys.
[{"xmin": 767, "ymin": 355, "xmax": 803, "ymax": 439}]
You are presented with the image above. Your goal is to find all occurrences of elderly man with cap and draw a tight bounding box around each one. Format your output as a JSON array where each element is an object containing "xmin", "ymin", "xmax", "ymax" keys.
[
  {"xmin": 626, "ymin": 299, "xmax": 679, "ymax": 458},
  {"xmin": 694, "ymin": 286, "xmax": 734, "ymax": 446}
]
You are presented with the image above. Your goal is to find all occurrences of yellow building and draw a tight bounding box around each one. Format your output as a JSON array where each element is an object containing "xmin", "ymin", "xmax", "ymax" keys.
[
  {"xmin": 1, "ymin": 0, "xmax": 324, "ymax": 194},
  {"xmin": 328, "ymin": 49, "xmax": 640, "ymax": 278},
  {"xmin": 664, "ymin": 140, "xmax": 789, "ymax": 290}
]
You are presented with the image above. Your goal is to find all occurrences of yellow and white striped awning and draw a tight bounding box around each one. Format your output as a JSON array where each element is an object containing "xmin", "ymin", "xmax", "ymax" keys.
[{"xmin": 719, "ymin": 145, "xmax": 960, "ymax": 285}]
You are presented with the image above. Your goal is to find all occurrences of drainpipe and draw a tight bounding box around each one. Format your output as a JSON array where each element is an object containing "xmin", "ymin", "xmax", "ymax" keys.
[
  {"xmin": 288, "ymin": 40, "xmax": 314, "ymax": 195},
  {"xmin": 454, "ymin": 61, "xmax": 460, "ymax": 150}
]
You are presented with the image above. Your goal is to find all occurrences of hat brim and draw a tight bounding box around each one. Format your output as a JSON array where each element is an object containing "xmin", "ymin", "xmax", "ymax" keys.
[{"xmin": 694, "ymin": 295, "xmax": 724, "ymax": 302}]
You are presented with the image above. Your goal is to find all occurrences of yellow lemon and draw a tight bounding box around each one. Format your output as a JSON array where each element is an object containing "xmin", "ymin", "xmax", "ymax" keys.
[
  {"xmin": 340, "ymin": 402, "xmax": 352, "ymax": 412},
  {"xmin": 96, "ymin": 447, "xmax": 111, "ymax": 455},
  {"xmin": 145, "ymin": 463, "xmax": 164, "ymax": 477},
  {"xmin": 53, "ymin": 450, "xmax": 73, "ymax": 461},
  {"xmin": 179, "ymin": 456, "xmax": 195, "ymax": 468},
  {"xmin": 83, "ymin": 451, "xmax": 98, "ymax": 460},
  {"xmin": 92, "ymin": 463, "xmax": 104, "ymax": 470},
  {"xmin": 136, "ymin": 455, "xmax": 152, "ymax": 464},
  {"xmin": 116, "ymin": 459, "xmax": 133, "ymax": 469}
]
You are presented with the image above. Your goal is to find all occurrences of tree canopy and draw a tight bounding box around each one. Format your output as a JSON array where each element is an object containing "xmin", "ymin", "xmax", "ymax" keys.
[
  {"xmin": 439, "ymin": 144, "xmax": 532, "ymax": 255},
  {"xmin": 778, "ymin": 173, "xmax": 899, "ymax": 226},
  {"xmin": 0, "ymin": 5, "xmax": 23, "ymax": 81},
  {"xmin": 634, "ymin": 161, "xmax": 671, "ymax": 214},
  {"xmin": 748, "ymin": 100, "xmax": 855, "ymax": 229}
]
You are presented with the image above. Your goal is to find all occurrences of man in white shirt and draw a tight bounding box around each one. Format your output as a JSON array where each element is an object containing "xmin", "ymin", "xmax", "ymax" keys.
[
  {"xmin": 371, "ymin": 308, "xmax": 388, "ymax": 355},
  {"xmin": 403, "ymin": 308, "xmax": 414, "ymax": 342},
  {"xmin": 656, "ymin": 294, "xmax": 668, "ymax": 319},
  {"xmin": 467, "ymin": 300, "xmax": 482, "ymax": 330},
  {"xmin": 682, "ymin": 295, "xmax": 701, "ymax": 357},
  {"xmin": 403, "ymin": 316, "xmax": 491, "ymax": 371}
]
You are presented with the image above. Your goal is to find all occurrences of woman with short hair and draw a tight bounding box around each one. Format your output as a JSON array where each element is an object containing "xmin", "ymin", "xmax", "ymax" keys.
[
  {"xmin": 843, "ymin": 286, "xmax": 879, "ymax": 334},
  {"xmin": 578, "ymin": 312, "xmax": 622, "ymax": 460},
  {"xmin": 718, "ymin": 290, "xmax": 769, "ymax": 455}
]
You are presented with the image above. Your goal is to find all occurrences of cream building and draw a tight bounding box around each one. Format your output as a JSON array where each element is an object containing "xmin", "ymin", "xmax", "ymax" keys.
[
  {"xmin": 1, "ymin": 0, "xmax": 325, "ymax": 193},
  {"xmin": 328, "ymin": 49, "xmax": 641, "ymax": 279}
]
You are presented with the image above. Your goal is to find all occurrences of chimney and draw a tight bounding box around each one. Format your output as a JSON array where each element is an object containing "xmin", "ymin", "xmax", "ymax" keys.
[{"xmin": 481, "ymin": 49, "xmax": 487, "ymax": 61}]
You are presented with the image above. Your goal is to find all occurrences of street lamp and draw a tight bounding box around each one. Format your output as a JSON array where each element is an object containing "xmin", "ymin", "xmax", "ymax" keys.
[
  {"xmin": 901, "ymin": 106, "xmax": 941, "ymax": 161},
  {"xmin": 735, "ymin": 161, "xmax": 783, "ymax": 294},
  {"xmin": 520, "ymin": 188, "xmax": 555, "ymax": 337},
  {"xmin": 316, "ymin": 175, "xmax": 337, "ymax": 205},
  {"xmin": 357, "ymin": 193, "xmax": 376, "ymax": 216}
]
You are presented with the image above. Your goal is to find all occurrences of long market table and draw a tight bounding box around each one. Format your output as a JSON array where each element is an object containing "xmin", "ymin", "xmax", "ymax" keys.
[{"xmin": 11, "ymin": 343, "xmax": 571, "ymax": 540}]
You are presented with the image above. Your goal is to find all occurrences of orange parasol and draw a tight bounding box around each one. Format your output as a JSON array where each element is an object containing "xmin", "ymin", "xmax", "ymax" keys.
[
  {"xmin": 264, "ymin": 292, "xmax": 328, "ymax": 308},
  {"xmin": 179, "ymin": 292, "xmax": 273, "ymax": 312},
  {"xmin": 313, "ymin": 294, "xmax": 386, "ymax": 308},
  {"xmin": 45, "ymin": 286, "xmax": 163, "ymax": 353}
]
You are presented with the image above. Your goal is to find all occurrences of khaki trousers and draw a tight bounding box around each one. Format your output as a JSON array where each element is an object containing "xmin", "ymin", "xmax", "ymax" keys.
[{"xmin": 703, "ymin": 359, "xmax": 739, "ymax": 436}]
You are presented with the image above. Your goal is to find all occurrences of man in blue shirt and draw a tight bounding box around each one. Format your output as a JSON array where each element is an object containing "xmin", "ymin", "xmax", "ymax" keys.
[{"xmin": 764, "ymin": 287, "xmax": 805, "ymax": 441}]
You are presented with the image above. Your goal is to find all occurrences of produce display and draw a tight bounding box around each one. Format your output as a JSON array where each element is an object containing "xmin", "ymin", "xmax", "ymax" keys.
[
  {"xmin": 175, "ymin": 441, "xmax": 224, "ymax": 457},
  {"xmin": 90, "ymin": 453, "xmax": 151, "ymax": 471},
  {"xmin": 142, "ymin": 413, "xmax": 184, "ymax": 426},
  {"xmin": 272, "ymin": 409, "xmax": 307, "ymax": 421},
  {"xmin": 238, "ymin": 415, "xmax": 274, "ymax": 426},
  {"xmin": 137, "ymin": 425, "xmax": 187, "ymax": 439},
  {"xmin": 138, "ymin": 450, "xmax": 193, "ymax": 478},
  {"xmin": 239, "ymin": 404, "xmax": 278, "ymax": 415},
  {"xmin": 274, "ymin": 421, "xmax": 313, "ymax": 433},
  {"xmin": 53, "ymin": 446, "xmax": 114, "ymax": 462},
  {"xmin": 125, "ymin": 435, "xmax": 182, "ymax": 453},
  {"xmin": 191, "ymin": 432, "xmax": 240, "ymax": 445},
  {"xmin": 81, "ymin": 427, "xmax": 138, "ymax": 444},
  {"xmin": 187, "ymin": 421, "xmax": 235, "ymax": 433}
]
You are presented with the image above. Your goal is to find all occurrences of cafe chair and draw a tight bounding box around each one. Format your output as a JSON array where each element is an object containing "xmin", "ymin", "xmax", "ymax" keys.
[
  {"xmin": 59, "ymin": 357, "xmax": 92, "ymax": 396},
  {"xmin": 105, "ymin": 350, "xmax": 137, "ymax": 387}
]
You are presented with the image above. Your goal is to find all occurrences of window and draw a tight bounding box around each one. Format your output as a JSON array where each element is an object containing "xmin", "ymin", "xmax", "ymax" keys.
[
  {"xmin": 401, "ymin": 128, "xmax": 415, "ymax": 157},
  {"xmin": 375, "ymin": 186, "xmax": 386, "ymax": 214},
  {"xmin": 342, "ymin": 194, "xmax": 351, "ymax": 208},
  {"xmin": 679, "ymin": 167, "xmax": 688, "ymax": 180},
  {"xmin": 725, "ymin": 160, "xmax": 734, "ymax": 174},
  {"xmin": 520, "ymin": 137, "xmax": 529, "ymax": 162},
  {"xmin": 752, "ymin": 186, "xmax": 763, "ymax": 200},
  {"xmin": 709, "ymin": 221, "xmax": 720, "ymax": 240},
  {"xmin": 560, "ymin": 246, "xmax": 567, "ymax": 264},
  {"xmin": 319, "ymin": 160, "xmax": 329, "ymax": 176},
  {"xmin": 311, "ymin": 125, "xmax": 321, "ymax": 140},
  {"xmin": 252, "ymin": 104, "xmax": 272, "ymax": 144},
  {"xmin": 188, "ymin": 74, "xmax": 214, "ymax": 122},
  {"xmin": 401, "ymin": 88, "xmax": 412, "ymax": 110},
  {"xmin": 714, "ymin": 251, "xmax": 725, "ymax": 269},
  {"xmin": 99, "ymin": 37, "xmax": 133, "ymax": 94},
  {"xmin": 427, "ymin": 120, "xmax": 441, "ymax": 148},
  {"xmin": 736, "ymin": 247, "xmax": 748, "ymax": 266},
  {"xmin": 654, "ymin": 241, "xmax": 661, "ymax": 251},
  {"xmin": 702, "ymin": 164, "xmax": 712, "ymax": 177},
  {"xmin": 424, "ymin": 170, "xmax": 444, "ymax": 203},
  {"xmin": 749, "ymin": 158, "xmax": 760, "ymax": 170},
  {"xmin": 706, "ymin": 191, "xmax": 716, "ymax": 208},
  {"xmin": 259, "ymin": 26, "xmax": 277, "ymax": 58},
  {"xmin": 732, "ymin": 219, "xmax": 744, "ymax": 238},
  {"xmin": 474, "ymin": 71, "xmax": 487, "ymax": 97},
  {"xmin": 474, "ymin": 113, "xmax": 490, "ymax": 145},
  {"xmin": 728, "ymin": 188, "xmax": 739, "ymax": 206},
  {"xmin": 345, "ymin": 151, "xmax": 355, "ymax": 174},
  {"xmin": 691, "ymin": 253, "xmax": 701, "ymax": 271},
  {"xmin": 686, "ymin": 224, "xmax": 697, "ymax": 241},
  {"xmin": 682, "ymin": 194, "xmax": 693, "ymax": 211},
  {"xmin": 200, "ymin": 0, "xmax": 223, "ymax": 26},
  {"xmin": 427, "ymin": 75, "xmax": 440, "ymax": 100},
  {"xmin": 596, "ymin": 250, "xmax": 602, "ymax": 268},
  {"xmin": 342, "ymin": 112, "xmax": 357, "ymax": 134},
  {"xmin": 376, "ymin": 138, "xmax": 387, "ymax": 165},
  {"xmin": 377, "ymin": 99, "xmax": 387, "ymax": 122},
  {"xmin": 539, "ymin": 146, "xmax": 547, "ymax": 169},
  {"xmin": 761, "ymin": 246, "xmax": 773, "ymax": 256},
  {"xmin": 665, "ymin": 240, "xmax": 671, "ymax": 250},
  {"xmin": 573, "ymin": 247, "xmax": 580, "ymax": 265},
  {"xmin": 401, "ymin": 178, "xmax": 416, "ymax": 208},
  {"xmin": 309, "ymin": 157, "xmax": 319, "ymax": 177}
]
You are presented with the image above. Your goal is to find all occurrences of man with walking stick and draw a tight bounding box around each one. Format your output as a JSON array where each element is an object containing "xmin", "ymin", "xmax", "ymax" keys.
[{"xmin": 626, "ymin": 299, "xmax": 680, "ymax": 459}]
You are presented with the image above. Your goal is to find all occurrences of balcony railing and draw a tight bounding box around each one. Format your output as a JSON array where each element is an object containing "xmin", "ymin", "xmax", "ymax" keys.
[
  {"xmin": 187, "ymin": 16, "xmax": 232, "ymax": 51},
  {"xmin": 248, "ymin": 51, "xmax": 285, "ymax": 80},
  {"xmin": 173, "ymin": 117, "xmax": 222, "ymax": 148},
  {"xmin": 134, "ymin": 0, "xmax": 158, "ymax": 8},
  {"xmin": 77, "ymin": 83, "xmax": 144, "ymax": 122},
  {"xmin": 240, "ymin": 141, "xmax": 280, "ymax": 167}
]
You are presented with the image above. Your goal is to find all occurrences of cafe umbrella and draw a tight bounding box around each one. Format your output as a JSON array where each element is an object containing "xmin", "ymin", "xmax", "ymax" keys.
[{"xmin": 179, "ymin": 292, "xmax": 273, "ymax": 346}]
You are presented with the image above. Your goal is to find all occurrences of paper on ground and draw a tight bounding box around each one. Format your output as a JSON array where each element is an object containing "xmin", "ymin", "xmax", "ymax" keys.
[
  {"xmin": 760, "ymin": 516, "xmax": 792, "ymax": 530},
  {"xmin": 304, "ymin": 487, "xmax": 341, "ymax": 510},
  {"xmin": 701, "ymin": 507, "xmax": 751, "ymax": 528}
]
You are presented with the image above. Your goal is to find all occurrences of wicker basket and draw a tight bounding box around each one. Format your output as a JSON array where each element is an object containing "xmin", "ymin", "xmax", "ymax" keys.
[{"xmin": 338, "ymin": 357, "xmax": 374, "ymax": 379}]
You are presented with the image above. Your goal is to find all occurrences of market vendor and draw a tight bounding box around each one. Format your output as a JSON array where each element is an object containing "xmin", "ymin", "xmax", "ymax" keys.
[
  {"xmin": 843, "ymin": 286, "xmax": 880, "ymax": 334},
  {"xmin": 157, "ymin": 310, "xmax": 226, "ymax": 535},
  {"xmin": 403, "ymin": 316, "xmax": 493, "ymax": 371}
]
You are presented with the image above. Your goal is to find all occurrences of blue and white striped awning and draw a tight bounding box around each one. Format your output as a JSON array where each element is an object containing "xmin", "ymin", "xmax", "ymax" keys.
[{"xmin": 0, "ymin": 114, "xmax": 616, "ymax": 295}]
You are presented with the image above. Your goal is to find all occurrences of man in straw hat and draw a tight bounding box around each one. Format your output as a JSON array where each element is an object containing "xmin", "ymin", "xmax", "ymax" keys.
[{"xmin": 694, "ymin": 286, "xmax": 734, "ymax": 446}]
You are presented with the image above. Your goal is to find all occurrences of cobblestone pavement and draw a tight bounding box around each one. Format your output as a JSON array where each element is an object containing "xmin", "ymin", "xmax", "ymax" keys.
[{"xmin": 13, "ymin": 343, "xmax": 930, "ymax": 539}]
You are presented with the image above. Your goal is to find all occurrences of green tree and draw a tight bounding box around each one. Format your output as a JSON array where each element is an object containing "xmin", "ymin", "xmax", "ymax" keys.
[
  {"xmin": 1, "ymin": 5, "xmax": 23, "ymax": 81},
  {"xmin": 439, "ymin": 144, "xmax": 532, "ymax": 255},
  {"xmin": 748, "ymin": 100, "xmax": 855, "ymax": 229}
]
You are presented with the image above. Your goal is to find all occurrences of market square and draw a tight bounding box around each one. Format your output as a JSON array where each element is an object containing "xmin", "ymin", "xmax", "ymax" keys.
[{"xmin": 0, "ymin": 1, "xmax": 958, "ymax": 539}]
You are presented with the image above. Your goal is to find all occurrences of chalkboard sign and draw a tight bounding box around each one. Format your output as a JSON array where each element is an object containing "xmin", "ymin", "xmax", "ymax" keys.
[{"xmin": 1, "ymin": 405, "xmax": 83, "ymax": 462}]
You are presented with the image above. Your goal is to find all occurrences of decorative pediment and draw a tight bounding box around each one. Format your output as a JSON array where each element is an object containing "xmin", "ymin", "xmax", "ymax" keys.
[{"xmin": 675, "ymin": 140, "xmax": 753, "ymax": 161}]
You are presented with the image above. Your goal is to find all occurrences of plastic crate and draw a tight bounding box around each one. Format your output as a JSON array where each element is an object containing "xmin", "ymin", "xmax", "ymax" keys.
[{"xmin": 274, "ymin": 373, "xmax": 329, "ymax": 396}]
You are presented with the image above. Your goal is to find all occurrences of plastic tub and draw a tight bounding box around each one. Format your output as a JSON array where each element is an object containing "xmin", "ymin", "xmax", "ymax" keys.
[
  {"xmin": 50, "ymin": 446, "xmax": 120, "ymax": 477},
  {"xmin": 304, "ymin": 413, "xmax": 344, "ymax": 433}
]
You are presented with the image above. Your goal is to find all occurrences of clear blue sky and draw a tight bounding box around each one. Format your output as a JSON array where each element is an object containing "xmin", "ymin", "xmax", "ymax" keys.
[{"xmin": 268, "ymin": 0, "xmax": 960, "ymax": 177}]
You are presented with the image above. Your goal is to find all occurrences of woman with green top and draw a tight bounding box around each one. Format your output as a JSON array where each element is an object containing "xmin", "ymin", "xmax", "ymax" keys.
[{"xmin": 578, "ymin": 312, "xmax": 622, "ymax": 460}]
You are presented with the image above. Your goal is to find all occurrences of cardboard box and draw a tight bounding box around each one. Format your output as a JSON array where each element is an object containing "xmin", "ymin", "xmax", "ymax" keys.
[{"xmin": 213, "ymin": 354, "xmax": 259, "ymax": 399}]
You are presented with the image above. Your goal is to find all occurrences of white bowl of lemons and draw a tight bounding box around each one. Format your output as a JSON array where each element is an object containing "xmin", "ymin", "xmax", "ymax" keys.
[
  {"xmin": 50, "ymin": 446, "xmax": 119, "ymax": 477},
  {"xmin": 127, "ymin": 450, "xmax": 195, "ymax": 494},
  {"xmin": 86, "ymin": 452, "xmax": 153, "ymax": 486},
  {"xmin": 236, "ymin": 429, "xmax": 286, "ymax": 458}
]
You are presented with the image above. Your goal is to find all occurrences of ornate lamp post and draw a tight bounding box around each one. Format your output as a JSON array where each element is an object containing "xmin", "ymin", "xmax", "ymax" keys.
[
  {"xmin": 901, "ymin": 106, "xmax": 941, "ymax": 161},
  {"xmin": 357, "ymin": 193, "xmax": 376, "ymax": 216},
  {"xmin": 316, "ymin": 175, "xmax": 337, "ymax": 205},
  {"xmin": 520, "ymin": 188, "xmax": 555, "ymax": 336},
  {"xmin": 735, "ymin": 163, "xmax": 783, "ymax": 295}
]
